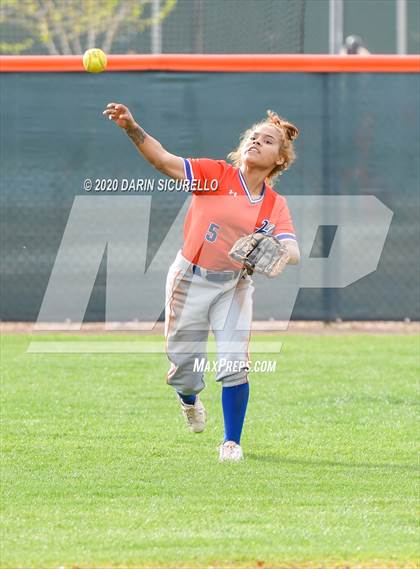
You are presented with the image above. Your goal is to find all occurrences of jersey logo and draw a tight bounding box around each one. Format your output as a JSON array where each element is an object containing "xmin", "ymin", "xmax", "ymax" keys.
[
  {"xmin": 255, "ymin": 219, "xmax": 275, "ymax": 235},
  {"xmin": 228, "ymin": 189, "xmax": 237, "ymax": 197}
]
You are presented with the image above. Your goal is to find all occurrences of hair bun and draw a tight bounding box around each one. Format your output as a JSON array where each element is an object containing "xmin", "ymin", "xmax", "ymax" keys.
[
  {"xmin": 266, "ymin": 109, "xmax": 299, "ymax": 141},
  {"xmin": 283, "ymin": 123, "xmax": 299, "ymax": 141}
]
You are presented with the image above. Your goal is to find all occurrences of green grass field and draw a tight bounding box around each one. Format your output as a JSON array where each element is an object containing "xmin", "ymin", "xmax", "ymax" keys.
[{"xmin": 1, "ymin": 333, "xmax": 418, "ymax": 569}]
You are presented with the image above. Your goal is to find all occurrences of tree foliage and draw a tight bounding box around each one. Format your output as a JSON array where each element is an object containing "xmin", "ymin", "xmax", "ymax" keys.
[{"xmin": 0, "ymin": 0, "xmax": 177, "ymax": 54}]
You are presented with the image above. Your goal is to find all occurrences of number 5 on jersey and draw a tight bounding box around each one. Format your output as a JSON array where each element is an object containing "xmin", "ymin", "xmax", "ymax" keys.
[{"xmin": 205, "ymin": 222, "xmax": 220, "ymax": 243}]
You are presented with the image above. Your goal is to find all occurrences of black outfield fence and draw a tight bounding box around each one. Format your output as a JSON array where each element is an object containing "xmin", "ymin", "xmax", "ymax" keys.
[{"xmin": 1, "ymin": 70, "xmax": 419, "ymax": 321}]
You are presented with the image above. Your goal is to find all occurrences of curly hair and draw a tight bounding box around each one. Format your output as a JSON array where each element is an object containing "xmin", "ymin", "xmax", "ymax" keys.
[{"xmin": 227, "ymin": 110, "xmax": 299, "ymax": 183}]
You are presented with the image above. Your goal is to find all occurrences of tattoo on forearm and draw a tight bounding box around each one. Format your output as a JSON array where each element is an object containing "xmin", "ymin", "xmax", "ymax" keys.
[{"xmin": 127, "ymin": 125, "xmax": 146, "ymax": 146}]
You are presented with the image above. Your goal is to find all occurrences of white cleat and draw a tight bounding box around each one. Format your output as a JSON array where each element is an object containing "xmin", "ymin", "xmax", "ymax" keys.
[
  {"xmin": 179, "ymin": 395, "xmax": 206, "ymax": 433},
  {"xmin": 219, "ymin": 440, "xmax": 244, "ymax": 462}
]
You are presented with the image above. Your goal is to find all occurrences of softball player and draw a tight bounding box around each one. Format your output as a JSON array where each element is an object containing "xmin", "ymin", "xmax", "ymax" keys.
[{"xmin": 104, "ymin": 103, "xmax": 300, "ymax": 461}]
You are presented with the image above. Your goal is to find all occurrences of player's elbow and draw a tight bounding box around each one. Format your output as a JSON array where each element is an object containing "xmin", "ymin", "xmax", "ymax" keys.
[
  {"xmin": 153, "ymin": 152, "xmax": 185, "ymax": 180},
  {"xmin": 152, "ymin": 159, "xmax": 166, "ymax": 174},
  {"xmin": 142, "ymin": 145, "xmax": 169, "ymax": 172},
  {"xmin": 150, "ymin": 154, "xmax": 166, "ymax": 171}
]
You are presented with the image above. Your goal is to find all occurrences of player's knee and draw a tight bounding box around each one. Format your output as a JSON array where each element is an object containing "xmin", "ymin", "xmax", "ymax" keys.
[
  {"xmin": 167, "ymin": 370, "xmax": 205, "ymax": 395},
  {"xmin": 219, "ymin": 368, "xmax": 249, "ymax": 388},
  {"xmin": 221, "ymin": 375, "xmax": 249, "ymax": 388}
]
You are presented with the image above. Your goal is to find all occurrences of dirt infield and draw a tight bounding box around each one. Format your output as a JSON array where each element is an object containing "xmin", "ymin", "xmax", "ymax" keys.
[{"xmin": 1, "ymin": 320, "xmax": 419, "ymax": 335}]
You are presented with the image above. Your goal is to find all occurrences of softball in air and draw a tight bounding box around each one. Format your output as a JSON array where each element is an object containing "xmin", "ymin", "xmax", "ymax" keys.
[{"xmin": 82, "ymin": 48, "xmax": 107, "ymax": 73}]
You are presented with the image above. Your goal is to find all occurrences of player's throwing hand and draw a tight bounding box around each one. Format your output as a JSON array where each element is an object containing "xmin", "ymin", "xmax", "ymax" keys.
[{"xmin": 103, "ymin": 103, "xmax": 136, "ymax": 131}]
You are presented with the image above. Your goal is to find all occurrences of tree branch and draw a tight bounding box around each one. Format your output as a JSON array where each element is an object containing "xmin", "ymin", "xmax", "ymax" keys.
[
  {"xmin": 44, "ymin": 0, "xmax": 72, "ymax": 54},
  {"xmin": 102, "ymin": 0, "xmax": 131, "ymax": 53},
  {"xmin": 86, "ymin": 6, "xmax": 96, "ymax": 49},
  {"xmin": 71, "ymin": 34, "xmax": 83, "ymax": 54},
  {"xmin": 33, "ymin": 0, "xmax": 60, "ymax": 55}
]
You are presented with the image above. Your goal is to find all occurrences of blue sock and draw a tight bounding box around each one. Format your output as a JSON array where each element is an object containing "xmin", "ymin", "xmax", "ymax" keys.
[
  {"xmin": 178, "ymin": 392, "xmax": 196, "ymax": 406},
  {"xmin": 222, "ymin": 382, "xmax": 249, "ymax": 444}
]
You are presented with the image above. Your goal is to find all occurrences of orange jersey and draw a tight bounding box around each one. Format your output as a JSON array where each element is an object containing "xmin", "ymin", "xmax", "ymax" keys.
[{"xmin": 182, "ymin": 158, "xmax": 296, "ymax": 270}]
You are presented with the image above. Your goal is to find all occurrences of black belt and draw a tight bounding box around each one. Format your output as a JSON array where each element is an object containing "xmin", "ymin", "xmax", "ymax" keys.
[{"xmin": 192, "ymin": 264, "xmax": 242, "ymax": 282}]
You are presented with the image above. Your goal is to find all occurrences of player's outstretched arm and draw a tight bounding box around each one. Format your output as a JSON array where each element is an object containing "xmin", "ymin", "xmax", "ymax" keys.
[{"xmin": 103, "ymin": 103, "xmax": 185, "ymax": 180}]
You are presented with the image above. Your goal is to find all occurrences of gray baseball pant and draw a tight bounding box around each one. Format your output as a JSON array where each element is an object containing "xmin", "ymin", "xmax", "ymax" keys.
[{"xmin": 165, "ymin": 251, "xmax": 254, "ymax": 395}]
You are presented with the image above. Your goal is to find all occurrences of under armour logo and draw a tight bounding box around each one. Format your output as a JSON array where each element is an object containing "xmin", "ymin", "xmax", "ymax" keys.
[{"xmin": 228, "ymin": 189, "xmax": 237, "ymax": 197}]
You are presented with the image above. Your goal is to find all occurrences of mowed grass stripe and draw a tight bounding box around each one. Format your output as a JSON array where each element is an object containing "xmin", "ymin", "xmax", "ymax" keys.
[{"xmin": 0, "ymin": 334, "xmax": 418, "ymax": 568}]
